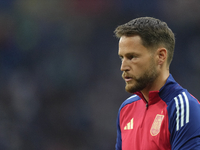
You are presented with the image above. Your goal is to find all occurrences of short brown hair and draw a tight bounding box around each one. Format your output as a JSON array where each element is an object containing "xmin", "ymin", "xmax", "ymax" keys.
[{"xmin": 114, "ymin": 17, "xmax": 175, "ymax": 65}]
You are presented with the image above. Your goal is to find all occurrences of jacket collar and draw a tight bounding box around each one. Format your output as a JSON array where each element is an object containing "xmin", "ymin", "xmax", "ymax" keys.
[{"xmin": 134, "ymin": 74, "xmax": 178, "ymax": 105}]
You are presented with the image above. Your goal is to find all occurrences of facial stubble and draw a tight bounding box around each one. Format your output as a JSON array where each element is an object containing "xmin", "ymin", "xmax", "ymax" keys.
[{"xmin": 125, "ymin": 60, "xmax": 159, "ymax": 93}]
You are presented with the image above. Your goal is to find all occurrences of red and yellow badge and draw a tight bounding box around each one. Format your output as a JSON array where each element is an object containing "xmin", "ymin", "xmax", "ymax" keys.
[{"xmin": 150, "ymin": 114, "xmax": 164, "ymax": 136}]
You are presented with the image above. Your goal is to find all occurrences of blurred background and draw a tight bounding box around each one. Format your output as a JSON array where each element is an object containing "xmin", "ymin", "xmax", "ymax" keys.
[{"xmin": 0, "ymin": 0, "xmax": 200, "ymax": 149}]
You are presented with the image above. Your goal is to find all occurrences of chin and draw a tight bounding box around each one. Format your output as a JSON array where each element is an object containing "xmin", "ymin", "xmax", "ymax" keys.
[
  {"xmin": 125, "ymin": 85, "xmax": 137, "ymax": 93},
  {"xmin": 125, "ymin": 83, "xmax": 145, "ymax": 93}
]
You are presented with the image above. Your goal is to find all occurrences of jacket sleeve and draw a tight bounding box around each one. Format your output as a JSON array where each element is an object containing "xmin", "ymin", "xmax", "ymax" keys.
[
  {"xmin": 168, "ymin": 91, "xmax": 200, "ymax": 150},
  {"xmin": 115, "ymin": 110, "xmax": 122, "ymax": 150}
]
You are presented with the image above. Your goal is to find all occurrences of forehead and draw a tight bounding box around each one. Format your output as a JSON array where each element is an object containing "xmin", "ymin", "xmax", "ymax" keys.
[
  {"xmin": 118, "ymin": 35, "xmax": 149, "ymax": 55},
  {"xmin": 119, "ymin": 35, "xmax": 142, "ymax": 46}
]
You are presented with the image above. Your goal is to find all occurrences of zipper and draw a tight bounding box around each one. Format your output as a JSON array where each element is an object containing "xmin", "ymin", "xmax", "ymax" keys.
[
  {"xmin": 135, "ymin": 91, "xmax": 149, "ymax": 128},
  {"xmin": 140, "ymin": 105, "xmax": 148, "ymax": 128},
  {"xmin": 146, "ymin": 102, "xmax": 148, "ymax": 109},
  {"xmin": 141, "ymin": 97, "xmax": 148, "ymax": 128}
]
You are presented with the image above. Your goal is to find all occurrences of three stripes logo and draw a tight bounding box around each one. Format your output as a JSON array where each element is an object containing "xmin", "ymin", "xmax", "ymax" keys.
[
  {"xmin": 174, "ymin": 92, "xmax": 190, "ymax": 131},
  {"xmin": 124, "ymin": 118, "xmax": 134, "ymax": 130}
]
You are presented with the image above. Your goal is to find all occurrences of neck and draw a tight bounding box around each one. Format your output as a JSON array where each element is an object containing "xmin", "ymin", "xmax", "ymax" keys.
[{"xmin": 141, "ymin": 71, "xmax": 169, "ymax": 102}]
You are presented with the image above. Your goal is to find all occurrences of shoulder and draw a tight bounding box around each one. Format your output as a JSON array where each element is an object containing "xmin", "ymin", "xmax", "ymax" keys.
[
  {"xmin": 168, "ymin": 90, "xmax": 200, "ymax": 149},
  {"xmin": 119, "ymin": 94, "xmax": 141, "ymax": 111},
  {"xmin": 166, "ymin": 89, "xmax": 199, "ymax": 110},
  {"xmin": 167, "ymin": 89, "xmax": 200, "ymax": 132},
  {"xmin": 166, "ymin": 89, "xmax": 200, "ymax": 115}
]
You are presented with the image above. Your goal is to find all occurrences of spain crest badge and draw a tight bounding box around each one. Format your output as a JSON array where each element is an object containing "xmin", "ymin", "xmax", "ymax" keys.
[{"xmin": 150, "ymin": 114, "xmax": 164, "ymax": 136}]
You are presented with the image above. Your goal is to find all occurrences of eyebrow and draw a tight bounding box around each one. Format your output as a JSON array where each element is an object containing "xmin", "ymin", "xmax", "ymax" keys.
[{"xmin": 118, "ymin": 52, "xmax": 138, "ymax": 57}]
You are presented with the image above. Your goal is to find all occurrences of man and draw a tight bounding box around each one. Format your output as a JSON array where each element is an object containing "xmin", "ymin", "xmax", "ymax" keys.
[{"xmin": 114, "ymin": 17, "xmax": 200, "ymax": 150}]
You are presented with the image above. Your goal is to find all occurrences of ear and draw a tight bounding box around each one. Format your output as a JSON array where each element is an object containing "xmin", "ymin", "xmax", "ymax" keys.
[{"xmin": 156, "ymin": 48, "xmax": 167, "ymax": 65}]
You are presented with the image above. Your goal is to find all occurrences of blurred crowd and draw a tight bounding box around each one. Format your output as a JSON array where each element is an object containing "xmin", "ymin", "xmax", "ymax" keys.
[{"xmin": 0, "ymin": 0, "xmax": 200, "ymax": 150}]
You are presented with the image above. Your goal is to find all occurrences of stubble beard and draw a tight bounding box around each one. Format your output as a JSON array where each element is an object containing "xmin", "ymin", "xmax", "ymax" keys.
[{"xmin": 125, "ymin": 63, "xmax": 159, "ymax": 94}]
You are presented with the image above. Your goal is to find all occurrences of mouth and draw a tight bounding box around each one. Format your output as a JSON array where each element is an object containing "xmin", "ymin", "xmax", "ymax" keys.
[
  {"xmin": 122, "ymin": 72, "xmax": 134, "ymax": 82},
  {"xmin": 124, "ymin": 77, "xmax": 133, "ymax": 82},
  {"xmin": 122, "ymin": 74, "xmax": 133, "ymax": 82}
]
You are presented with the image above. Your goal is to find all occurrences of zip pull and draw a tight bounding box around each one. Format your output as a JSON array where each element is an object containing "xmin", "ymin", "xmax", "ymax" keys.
[{"xmin": 146, "ymin": 103, "xmax": 148, "ymax": 108}]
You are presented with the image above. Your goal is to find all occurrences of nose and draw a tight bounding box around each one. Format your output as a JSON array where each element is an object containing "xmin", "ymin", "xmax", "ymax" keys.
[{"xmin": 120, "ymin": 59, "xmax": 130, "ymax": 71}]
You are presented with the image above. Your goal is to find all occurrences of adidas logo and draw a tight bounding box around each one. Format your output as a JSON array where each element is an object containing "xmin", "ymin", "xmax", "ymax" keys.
[{"xmin": 124, "ymin": 118, "xmax": 134, "ymax": 130}]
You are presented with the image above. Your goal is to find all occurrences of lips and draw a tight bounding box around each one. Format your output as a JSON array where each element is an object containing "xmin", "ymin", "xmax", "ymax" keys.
[
  {"xmin": 122, "ymin": 73, "xmax": 133, "ymax": 82},
  {"xmin": 124, "ymin": 76, "xmax": 132, "ymax": 82}
]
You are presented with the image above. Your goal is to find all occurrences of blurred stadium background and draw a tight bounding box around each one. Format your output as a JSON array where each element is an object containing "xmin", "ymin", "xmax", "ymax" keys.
[{"xmin": 0, "ymin": 0, "xmax": 200, "ymax": 149}]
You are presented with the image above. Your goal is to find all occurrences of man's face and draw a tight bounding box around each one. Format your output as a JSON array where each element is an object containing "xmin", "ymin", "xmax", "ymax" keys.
[{"xmin": 118, "ymin": 35, "xmax": 159, "ymax": 93}]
